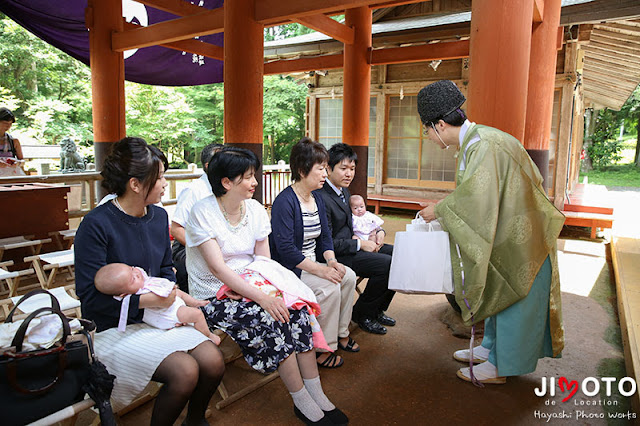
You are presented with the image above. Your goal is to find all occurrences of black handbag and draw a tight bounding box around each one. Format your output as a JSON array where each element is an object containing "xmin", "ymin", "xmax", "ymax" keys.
[{"xmin": 0, "ymin": 289, "xmax": 93, "ymax": 425}]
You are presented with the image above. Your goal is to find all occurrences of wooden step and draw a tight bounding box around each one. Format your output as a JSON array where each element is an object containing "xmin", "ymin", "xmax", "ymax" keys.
[
  {"xmin": 564, "ymin": 203, "xmax": 614, "ymax": 215},
  {"xmin": 563, "ymin": 210, "xmax": 614, "ymax": 239},
  {"xmin": 367, "ymin": 194, "xmax": 437, "ymax": 214}
]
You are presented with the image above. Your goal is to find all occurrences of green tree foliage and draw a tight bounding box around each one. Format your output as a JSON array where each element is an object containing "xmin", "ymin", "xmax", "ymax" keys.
[
  {"xmin": 0, "ymin": 14, "xmax": 93, "ymax": 143},
  {"xmin": 263, "ymin": 75, "xmax": 308, "ymax": 163},
  {"xmin": 587, "ymin": 86, "xmax": 640, "ymax": 168},
  {"xmin": 588, "ymin": 109, "xmax": 624, "ymax": 168},
  {"xmin": 1, "ymin": 13, "xmax": 308, "ymax": 168}
]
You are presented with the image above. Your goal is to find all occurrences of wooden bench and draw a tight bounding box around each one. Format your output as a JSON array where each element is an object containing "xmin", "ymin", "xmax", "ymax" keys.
[
  {"xmin": 0, "ymin": 235, "xmax": 52, "ymax": 261},
  {"xmin": 0, "ymin": 260, "xmax": 35, "ymax": 297},
  {"xmin": 562, "ymin": 210, "xmax": 614, "ymax": 239},
  {"xmin": 367, "ymin": 194, "xmax": 437, "ymax": 215}
]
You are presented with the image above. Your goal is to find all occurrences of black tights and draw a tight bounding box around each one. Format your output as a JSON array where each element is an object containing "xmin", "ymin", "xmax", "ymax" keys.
[{"xmin": 150, "ymin": 341, "xmax": 225, "ymax": 426}]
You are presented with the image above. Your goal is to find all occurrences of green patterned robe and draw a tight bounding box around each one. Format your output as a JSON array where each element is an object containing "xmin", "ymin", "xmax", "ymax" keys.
[{"xmin": 434, "ymin": 124, "xmax": 565, "ymax": 357}]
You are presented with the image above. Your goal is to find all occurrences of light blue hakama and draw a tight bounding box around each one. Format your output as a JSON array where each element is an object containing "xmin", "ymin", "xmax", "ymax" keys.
[{"xmin": 481, "ymin": 256, "xmax": 556, "ymax": 376}]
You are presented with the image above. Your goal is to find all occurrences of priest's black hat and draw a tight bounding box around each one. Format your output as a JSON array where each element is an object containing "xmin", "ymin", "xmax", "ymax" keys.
[{"xmin": 417, "ymin": 80, "xmax": 465, "ymax": 125}]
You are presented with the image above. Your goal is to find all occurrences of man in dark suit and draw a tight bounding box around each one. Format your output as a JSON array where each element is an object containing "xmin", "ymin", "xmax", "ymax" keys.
[{"xmin": 316, "ymin": 143, "xmax": 395, "ymax": 335}]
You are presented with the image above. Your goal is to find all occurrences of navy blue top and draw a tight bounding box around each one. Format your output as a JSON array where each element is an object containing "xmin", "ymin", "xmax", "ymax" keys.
[
  {"xmin": 74, "ymin": 202, "xmax": 175, "ymax": 332},
  {"xmin": 269, "ymin": 186, "xmax": 334, "ymax": 277}
]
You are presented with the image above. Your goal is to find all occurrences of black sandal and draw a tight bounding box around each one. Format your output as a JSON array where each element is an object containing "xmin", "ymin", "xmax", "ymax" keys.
[
  {"xmin": 316, "ymin": 352, "xmax": 344, "ymax": 368},
  {"xmin": 337, "ymin": 336, "xmax": 360, "ymax": 353}
]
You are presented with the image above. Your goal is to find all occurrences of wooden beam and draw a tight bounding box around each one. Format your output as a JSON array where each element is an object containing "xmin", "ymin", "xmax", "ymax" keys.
[
  {"xmin": 533, "ymin": 0, "xmax": 544, "ymax": 23},
  {"xmin": 371, "ymin": 40, "xmax": 469, "ymax": 65},
  {"xmin": 583, "ymin": 64, "xmax": 640, "ymax": 81},
  {"xmin": 584, "ymin": 56, "xmax": 640, "ymax": 75},
  {"xmin": 135, "ymin": 0, "xmax": 205, "ymax": 17},
  {"xmin": 295, "ymin": 15, "xmax": 355, "ymax": 44},
  {"xmin": 586, "ymin": 44, "xmax": 640, "ymax": 62},
  {"xmin": 582, "ymin": 81, "xmax": 635, "ymax": 101},
  {"xmin": 593, "ymin": 27, "xmax": 640, "ymax": 44},
  {"xmin": 256, "ymin": 0, "xmax": 424, "ymax": 25},
  {"xmin": 583, "ymin": 92, "xmax": 625, "ymax": 110},
  {"xmin": 112, "ymin": 8, "xmax": 224, "ymax": 51},
  {"xmin": 264, "ymin": 40, "xmax": 470, "ymax": 74},
  {"xmin": 585, "ymin": 50, "xmax": 640, "ymax": 68},
  {"xmin": 582, "ymin": 70, "xmax": 639, "ymax": 88},
  {"xmin": 561, "ymin": 0, "xmax": 640, "ymax": 25},
  {"xmin": 264, "ymin": 54, "xmax": 344, "ymax": 75},
  {"xmin": 122, "ymin": 21, "xmax": 223, "ymax": 60},
  {"xmin": 588, "ymin": 40, "xmax": 640, "ymax": 58},
  {"xmin": 590, "ymin": 32, "xmax": 640, "ymax": 51}
]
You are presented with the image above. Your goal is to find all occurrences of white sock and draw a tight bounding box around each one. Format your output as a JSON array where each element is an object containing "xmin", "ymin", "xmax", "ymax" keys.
[
  {"xmin": 304, "ymin": 376, "xmax": 335, "ymax": 411},
  {"xmin": 290, "ymin": 387, "xmax": 324, "ymax": 422},
  {"xmin": 475, "ymin": 345, "xmax": 491, "ymax": 359}
]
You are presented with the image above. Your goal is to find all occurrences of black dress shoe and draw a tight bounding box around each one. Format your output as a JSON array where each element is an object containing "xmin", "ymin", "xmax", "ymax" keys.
[
  {"xmin": 377, "ymin": 312, "xmax": 396, "ymax": 327},
  {"xmin": 357, "ymin": 317, "xmax": 387, "ymax": 335},
  {"xmin": 324, "ymin": 408, "xmax": 349, "ymax": 425},
  {"xmin": 294, "ymin": 406, "xmax": 333, "ymax": 425}
]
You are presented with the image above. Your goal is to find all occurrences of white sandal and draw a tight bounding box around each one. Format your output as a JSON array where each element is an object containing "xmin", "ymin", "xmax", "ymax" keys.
[
  {"xmin": 452, "ymin": 346, "xmax": 489, "ymax": 364},
  {"xmin": 456, "ymin": 362, "xmax": 506, "ymax": 385}
]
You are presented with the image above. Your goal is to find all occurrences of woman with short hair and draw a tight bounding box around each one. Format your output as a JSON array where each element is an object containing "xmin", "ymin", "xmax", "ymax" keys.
[
  {"xmin": 186, "ymin": 146, "xmax": 348, "ymax": 425},
  {"xmin": 270, "ymin": 138, "xmax": 359, "ymax": 370}
]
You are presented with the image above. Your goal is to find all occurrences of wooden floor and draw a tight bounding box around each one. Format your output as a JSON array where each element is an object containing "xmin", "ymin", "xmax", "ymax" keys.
[
  {"xmin": 611, "ymin": 236, "xmax": 640, "ymax": 414},
  {"xmin": 563, "ymin": 183, "xmax": 614, "ymax": 238}
]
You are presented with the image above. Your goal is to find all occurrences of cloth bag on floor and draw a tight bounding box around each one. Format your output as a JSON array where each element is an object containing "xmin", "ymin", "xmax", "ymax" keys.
[
  {"xmin": 0, "ymin": 289, "xmax": 93, "ymax": 425},
  {"xmin": 388, "ymin": 220, "xmax": 453, "ymax": 294}
]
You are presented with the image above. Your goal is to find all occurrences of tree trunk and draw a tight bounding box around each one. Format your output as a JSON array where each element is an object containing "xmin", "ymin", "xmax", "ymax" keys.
[
  {"xmin": 634, "ymin": 117, "xmax": 640, "ymax": 167},
  {"xmin": 581, "ymin": 108, "xmax": 595, "ymax": 172}
]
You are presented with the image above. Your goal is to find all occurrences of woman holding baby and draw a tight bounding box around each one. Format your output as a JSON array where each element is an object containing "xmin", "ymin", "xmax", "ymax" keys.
[
  {"xmin": 75, "ymin": 137, "xmax": 224, "ymax": 426},
  {"xmin": 185, "ymin": 146, "xmax": 348, "ymax": 425}
]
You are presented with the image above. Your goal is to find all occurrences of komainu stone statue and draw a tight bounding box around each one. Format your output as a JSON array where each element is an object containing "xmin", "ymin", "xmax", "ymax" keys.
[{"xmin": 59, "ymin": 138, "xmax": 86, "ymax": 173}]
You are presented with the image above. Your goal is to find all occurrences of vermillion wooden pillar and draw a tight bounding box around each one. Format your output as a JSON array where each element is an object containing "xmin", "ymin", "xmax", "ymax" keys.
[
  {"xmin": 525, "ymin": 0, "xmax": 562, "ymax": 192},
  {"xmin": 468, "ymin": 0, "xmax": 534, "ymax": 142},
  {"xmin": 343, "ymin": 7, "xmax": 371, "ymax": 202},
  {"xmin": 224, "ymin": 0, "xmax": 264, "ymax": 202},
  {"xmin": 86, "ymin": 0, "xmax": 125, "ymax": 188}
]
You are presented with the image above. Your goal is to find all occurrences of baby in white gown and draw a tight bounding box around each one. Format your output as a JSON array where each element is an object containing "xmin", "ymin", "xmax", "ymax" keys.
[
  {"xmin": 94, "ymin": 263, "xmax": 220, "ymax": 344},
  {"xmin": 350, "ymin": 194, "xmax": 384, "ymax": 245}
]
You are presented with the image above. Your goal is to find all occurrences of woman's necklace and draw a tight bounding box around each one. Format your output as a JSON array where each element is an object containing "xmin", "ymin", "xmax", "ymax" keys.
[
  {"xmin": 113, "ymin": 197, "xmax": 147, "ymax": 217},
  {"xmin": 292, "ymin": 183, "xmax": 312, "ymax": 203},
  {"xmin": 220, "ymin": 199, "xmax": 245, "ymax": 227}
]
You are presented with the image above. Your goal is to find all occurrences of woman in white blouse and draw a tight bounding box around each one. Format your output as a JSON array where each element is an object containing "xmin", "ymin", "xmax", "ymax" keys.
[{"xmin": 185, "ymin": 147, "xmax": 348, "ymax": 425}]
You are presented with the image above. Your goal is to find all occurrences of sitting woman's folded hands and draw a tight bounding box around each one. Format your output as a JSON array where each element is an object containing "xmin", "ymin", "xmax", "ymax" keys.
[{"xmin": 256, "ymin": 293, "xmax": 290, "ymax": 323}]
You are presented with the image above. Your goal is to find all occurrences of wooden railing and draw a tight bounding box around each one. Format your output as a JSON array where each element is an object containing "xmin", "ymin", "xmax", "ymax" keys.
[{"xmin": 0, "ymin": 163, "xmax": 293, "ymax": 219}]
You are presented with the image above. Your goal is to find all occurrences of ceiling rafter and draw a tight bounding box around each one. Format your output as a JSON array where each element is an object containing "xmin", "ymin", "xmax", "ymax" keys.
[
  {"xmin": 134, "ymin": 0, "xmax": 204, "ymax": 17},
  {"xmin": 294, "ymin": 14, "xmax": 355, "ymax": 44},
  {"xmin": 263, "ymin": 40, "xmax": 469, "ymax": 74},
  {"xmin": 255, "ymin": 0, "xmax": 425, "ymax": 26},
  {"xmin": 122, "ymin": 22, "xmax": 224, "ymax": 60},
  {"xmin": 112, "ymin": 8, "xmax": 224, "ymax": 52},
  {"xmin": 371, "ymin": 40, "xmax": 469, "ymax": 65}
]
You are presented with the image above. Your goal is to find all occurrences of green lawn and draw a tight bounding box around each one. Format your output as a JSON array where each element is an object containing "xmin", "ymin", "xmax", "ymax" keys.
[
  {"xmin": 580, "ymin": 163, "xmax": 640, "ymax": 188},
  {"xmin": 580, "ymin": 138, "xmax": 640, "ymax": 188}
]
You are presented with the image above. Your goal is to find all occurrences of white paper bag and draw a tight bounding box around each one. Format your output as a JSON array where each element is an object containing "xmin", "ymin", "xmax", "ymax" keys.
[
  {"xmin": 388, "ymin": 225, "xmax": 453, "ymax": 294},
  {"xmin": 406, "ymin": 213, "xmax": 443, "ymax": 232}
]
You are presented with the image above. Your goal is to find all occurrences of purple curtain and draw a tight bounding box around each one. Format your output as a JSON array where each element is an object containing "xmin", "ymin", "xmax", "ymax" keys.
[{"xmin": 0, "ymin": 0, "xmax": 224, "ymax": 86}]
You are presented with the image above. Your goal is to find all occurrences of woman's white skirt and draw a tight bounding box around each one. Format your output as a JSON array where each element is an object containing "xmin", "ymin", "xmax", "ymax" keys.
[{"xmin": 94, "ymin": 323, "xmax": 208, "ymax": 411}]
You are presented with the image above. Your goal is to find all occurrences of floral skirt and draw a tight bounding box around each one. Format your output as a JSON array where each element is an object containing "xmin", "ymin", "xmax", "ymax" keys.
[{"xmin": 201, "ymin": 298, "xmax": 314, "ymax": 373}]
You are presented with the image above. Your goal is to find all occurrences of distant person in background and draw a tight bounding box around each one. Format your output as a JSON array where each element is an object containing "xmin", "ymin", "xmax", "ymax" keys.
[
  {"xmin": 0, "ymin": 107, "xmax": 24, "ymax": 167},
  {"xmin": 171, "ymin": 143, "xmax": 223, "ymax": 291}
]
